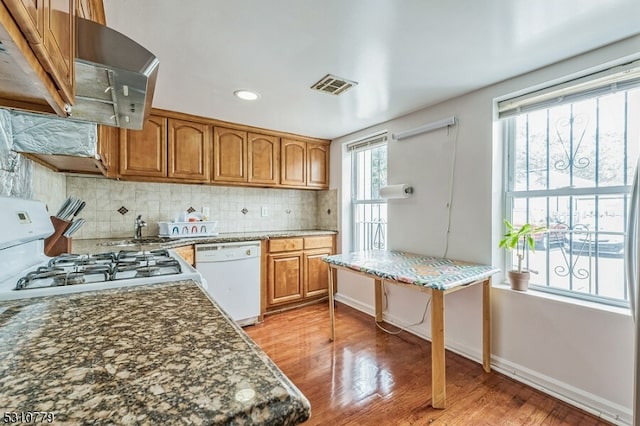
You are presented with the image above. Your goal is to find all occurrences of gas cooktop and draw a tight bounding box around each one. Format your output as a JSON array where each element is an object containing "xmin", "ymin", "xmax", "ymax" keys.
[
  {"xmin": 0, "ymin": 195, "xmax": 203, "ymax": 301},
  {"xmin": 15, "ymin": 249, "xmax": 183, "ymax": 291}
]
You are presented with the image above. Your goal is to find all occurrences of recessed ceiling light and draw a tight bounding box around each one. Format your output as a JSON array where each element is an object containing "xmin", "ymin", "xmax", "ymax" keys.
[{"xmin": 234, "ymin": 89, "xmax": 260, "ymax": 101}]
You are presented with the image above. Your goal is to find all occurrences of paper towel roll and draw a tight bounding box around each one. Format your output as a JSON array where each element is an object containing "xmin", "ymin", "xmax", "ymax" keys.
[{"xmin": 380, "ymin": 184, "xmax": 413, "ymax": 199}]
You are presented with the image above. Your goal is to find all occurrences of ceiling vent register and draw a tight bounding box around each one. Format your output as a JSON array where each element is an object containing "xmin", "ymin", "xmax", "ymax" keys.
[{"xmin": 311, "ymin": 74, "xmax": 358, "ymax": 95}]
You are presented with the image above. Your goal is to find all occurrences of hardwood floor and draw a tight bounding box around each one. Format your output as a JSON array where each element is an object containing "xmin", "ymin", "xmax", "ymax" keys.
[{"xmin": 244, "ymin": 302, "xmax": 611, "ymax": 426}]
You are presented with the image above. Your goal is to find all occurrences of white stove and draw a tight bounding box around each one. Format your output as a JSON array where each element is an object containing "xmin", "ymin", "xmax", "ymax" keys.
[{"xmin": 0, "ymin": 196, "xmax": 202, "ymax": 300}]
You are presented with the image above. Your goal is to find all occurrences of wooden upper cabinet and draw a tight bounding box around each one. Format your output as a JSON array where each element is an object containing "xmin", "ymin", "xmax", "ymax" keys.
[
  {"xmin": 97, "ymin": 125, "xmax": 119, "ymax": 178},
  {"xmin": 280, "ymin": 138, "xmax": 306, "ymax": 187},
  {"xmin": 119, "ymin": 115, "xmax": 167, "ymax": 177},
  {"xmin": 168, "ymin": 118, "xmax": 210, "ymax": 182},
  {"xmin": 248, "ymin": 132, "xmax": 279, "ymax": 185},
  {"xmin": 307, "ymin": 142, "xmax": 329, "ymax": 188},
  {"xmin": 41, "ymin": 0, "xmax": 74, "ymax": 104},
  {"xmin": 213, "ymin": 126, "xmax": 247, "ymax": 183},
  {"xmin": 61, "ymin": 106, "xmax": 329, "ymax": 187},
  {"xmin": 76, "ymin": 0, "xmax": 104, "ymax": 24},
  {"xmin": 4, "ymin": 0, "xmax": 43, "ymax": 43},
  {"xmin": 6, "ymin": 0, "xmax": 76, "ymax": 106}
]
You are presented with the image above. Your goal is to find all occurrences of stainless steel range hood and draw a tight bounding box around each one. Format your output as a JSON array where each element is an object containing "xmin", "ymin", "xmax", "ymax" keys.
[{"xmin": 70, "ymin": 17, "xmax": 159, "ymax": 131}]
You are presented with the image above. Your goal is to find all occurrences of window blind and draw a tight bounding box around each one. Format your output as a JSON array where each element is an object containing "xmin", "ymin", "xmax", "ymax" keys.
[
  {"xmin": 346, "ymin": 131, "xmax": 387, "ymax": 152},
  {"xmin": 498, "ymin": 59, "xmax": 640, "ymax": 118}
]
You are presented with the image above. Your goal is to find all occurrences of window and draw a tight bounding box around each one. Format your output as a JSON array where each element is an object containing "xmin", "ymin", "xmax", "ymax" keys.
[
  {"xmin": 500, "ymin": 62, "xmax": 640, "ymax": 307},
  {"xmin": 349, "ymin": 133, "xmax": 387, "ymax": 251}
]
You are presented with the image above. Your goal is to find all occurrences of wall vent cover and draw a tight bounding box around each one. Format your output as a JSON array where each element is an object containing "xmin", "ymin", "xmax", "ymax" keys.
[{"xmin": 311, "ymin": 74, "xmax": 358, "ymax": 95}]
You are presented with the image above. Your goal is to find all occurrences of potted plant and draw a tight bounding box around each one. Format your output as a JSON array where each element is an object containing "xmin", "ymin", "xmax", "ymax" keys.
[{"xmin": 498, "ymin": 220, "xmax": 547, "ymax": 291}]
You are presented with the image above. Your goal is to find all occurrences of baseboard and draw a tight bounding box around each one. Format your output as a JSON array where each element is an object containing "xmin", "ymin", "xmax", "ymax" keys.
[
  {"xmin": 333, "ymin": 293, "xmax": 632, "ymax": 425},
  {"xmin": 490, "ymin": 356, "xmax": 631, "ymax": 425}
]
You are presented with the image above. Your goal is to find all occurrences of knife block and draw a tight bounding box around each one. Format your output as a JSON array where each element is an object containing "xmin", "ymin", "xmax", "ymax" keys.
[{"xmin": 44, "ymin": 216, "xmax": 72, "ymax": 257}]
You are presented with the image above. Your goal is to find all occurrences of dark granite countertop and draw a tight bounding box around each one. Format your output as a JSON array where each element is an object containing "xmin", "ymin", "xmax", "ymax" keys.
[
  {"xmin": 74, "ymin": 230, "xmax": 337, "ymax": 254},
  {"xmin": 0, "ymin": 281, "xmax": 310, "ymax": 425}
]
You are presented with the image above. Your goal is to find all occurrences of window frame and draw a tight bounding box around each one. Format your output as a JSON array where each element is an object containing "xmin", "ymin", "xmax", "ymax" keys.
[
  {"xmin": 349, "ymin": 133, "xmax": 388, "ymax": 252},
  {"xmin": 501, "ymin": 84, "xmax": 639, "ymax": 308}
]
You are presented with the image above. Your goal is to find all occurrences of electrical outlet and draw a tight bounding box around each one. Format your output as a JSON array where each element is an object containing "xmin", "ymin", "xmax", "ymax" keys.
[{"xmin": 261, "ymin": 206, "xmax": 268, "ymax": 217}]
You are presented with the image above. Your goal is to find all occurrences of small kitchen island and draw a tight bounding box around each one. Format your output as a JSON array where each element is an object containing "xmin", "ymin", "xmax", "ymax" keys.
[{"xmin": 0, "ymin": 280, "xmax": 310, "ymax": 425}]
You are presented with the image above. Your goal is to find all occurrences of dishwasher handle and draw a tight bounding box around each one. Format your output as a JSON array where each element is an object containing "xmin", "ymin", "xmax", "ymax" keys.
[{"xmin": 195, "ymin": 242, "xmax": 261, "ymax": 262}]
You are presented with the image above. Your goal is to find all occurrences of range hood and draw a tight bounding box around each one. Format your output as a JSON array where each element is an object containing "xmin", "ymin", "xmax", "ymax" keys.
[{"xmin": 70, "ymin": 17, "xmax": 159, "ymax": 131}]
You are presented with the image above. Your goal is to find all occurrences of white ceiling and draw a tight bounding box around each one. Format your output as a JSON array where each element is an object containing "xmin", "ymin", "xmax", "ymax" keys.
[{"xmin": 103, "ymin": 0, "xmax": 640, "ymax": 140}]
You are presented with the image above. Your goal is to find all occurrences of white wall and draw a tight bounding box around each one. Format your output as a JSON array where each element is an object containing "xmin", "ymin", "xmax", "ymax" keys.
[{"xmin": 330, "ymin": 34, "xmax": 640, "ymax": 424}]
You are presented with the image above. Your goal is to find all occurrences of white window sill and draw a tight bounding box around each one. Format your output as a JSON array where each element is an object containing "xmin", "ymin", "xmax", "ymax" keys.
[{"xmin": 493, "ymin": 281, "xmax": 631, "ymax": 317}]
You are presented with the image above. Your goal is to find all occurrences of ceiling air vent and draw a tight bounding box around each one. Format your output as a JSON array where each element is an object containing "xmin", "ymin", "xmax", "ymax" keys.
[{"xmin": 311, "ymin": 74, "xmax": 358, "ymax": 95}]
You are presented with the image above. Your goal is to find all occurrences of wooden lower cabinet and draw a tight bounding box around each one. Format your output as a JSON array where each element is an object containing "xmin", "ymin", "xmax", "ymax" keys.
[
  {"xmin": 304, "ymin": 248, "xmax": 332, "ymax": 297},
  {"xmin": 267, "ymin": 251, "xmax": 303, "ymax": 306},
  {"xmin": 265, "ymin": 235, "xmax": 335, "ymax": 312},
  {"xmin": 174, "ymin": 244, "xmax": 195, "ymax": 267}
]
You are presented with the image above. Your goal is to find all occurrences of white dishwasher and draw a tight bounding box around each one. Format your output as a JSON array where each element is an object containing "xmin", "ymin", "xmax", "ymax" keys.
[{"xmin": 195, "ymin": 241, "xmax": 261, "ymax": 326}]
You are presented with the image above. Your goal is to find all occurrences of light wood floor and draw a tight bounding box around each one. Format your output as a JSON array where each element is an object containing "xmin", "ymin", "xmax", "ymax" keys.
[{"xmin": 244, "ymin": 302, "xmax": 612, "ymax": 426}]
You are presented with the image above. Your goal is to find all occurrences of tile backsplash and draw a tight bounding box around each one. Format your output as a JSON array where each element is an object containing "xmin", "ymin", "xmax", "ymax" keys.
[
  {"xmin": 2, "ymin": 147, "xmax": 337, "ymax": 240},
  {"xmin": 65, "ymin": 176, "xmax": 338, "ymax": 239},
  {"xmin": 317, "ymin": 188, "xmax": 338, "ymax": 230},
  {"xmin": 33, "ymin": 162, "xmax": 67, "ymax": 212}
]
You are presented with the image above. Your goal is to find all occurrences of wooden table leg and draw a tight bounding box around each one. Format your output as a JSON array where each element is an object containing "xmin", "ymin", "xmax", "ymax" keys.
[
  {"xmin": 431, "ymin": 290, "xmax": 446, "ymax": 409},
  {"xmin": 374, "ymin": 279, "xmax": 383, "ymax": 323},
  {"xmin": 329, "ymin": 266, "xmax": 336, "ymax": 342},
  {"xmin": 483, "ymin": 278, "xmax": 491, "ymax": 373}
]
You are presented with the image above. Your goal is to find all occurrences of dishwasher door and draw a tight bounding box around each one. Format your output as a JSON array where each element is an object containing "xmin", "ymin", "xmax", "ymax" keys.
[{"xmin": 195, "ymin": 241, "xmax": 261, "ymax": 326}]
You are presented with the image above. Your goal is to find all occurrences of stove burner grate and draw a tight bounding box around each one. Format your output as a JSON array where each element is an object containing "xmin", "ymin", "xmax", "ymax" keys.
[
  {"xmin": 135, "ymin": 266, "xmax": 161, "ymax": 277},
  {"xmin": 53, "ymin": 272, "xmax": 86, "ymax": 286},
  {"xmin": 48, "ymin": 252, "xmax": 118, "ymax": 268},
  {"xmin": 16, "ymin": 264, "xmax": 113, "ymax": 290},
  {"xmin": 15, "ymin": 250, "xmax": 185, "ymax": 291}
]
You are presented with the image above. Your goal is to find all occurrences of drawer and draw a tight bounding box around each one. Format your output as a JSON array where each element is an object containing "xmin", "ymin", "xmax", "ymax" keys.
[
  {"xmin": 269, "ymin": 238, "xmax": 304, "ymax": 253},
  {"xmin": 304, "ymin": 235, "xmax": 334, "ymax": 250}
]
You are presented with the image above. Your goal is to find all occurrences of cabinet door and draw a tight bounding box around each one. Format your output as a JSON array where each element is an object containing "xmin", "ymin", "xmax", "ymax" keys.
[
  {"xmin": 40, "ymin": 0, "xmax": 75, "ymax": 105},
  {"xmin": 280, "ymin": 138, "xmax": 306, "ymax": 187},
  {"xmin": 119, "ymin": 115, "xmax": 167, "ymax": 177},
  {"xmin": 307, "ymin": 142, "xmax": 329, "ymax": 188},
  {"xmin": 248, "ymin": 133, "xmax": 279, "ymax": 185},
  {"xmin": 4, "ymin": 0, "xmax": 43, "ymax": 43},
  {"xmin": 267, "ymin": 252, "xmax": 303, "ymax": 306},
  {"xmin": 304, "ymin": 248, "xmax": 332, "ymax": 298},
  {"xmin": 168, "ymin": 119, "xmax": 210, "ymax": 181},
  {"xmin": 213, "ymin": 127, "xmax": 247, "ymax": 182},
  {"xmin": 97, "ymin": 125, "xmax": 119, "ymax": 178},
  {"xmin": 4, "ymin": 0, "xmax": 74, "ymax": 105},
  {"xmin": 76, "ymin": 0, "xmax": 104, "ymax": 23},
  {"xmin": 75, "ymin": 0, "xmax": 91, "ymax": 19}
]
